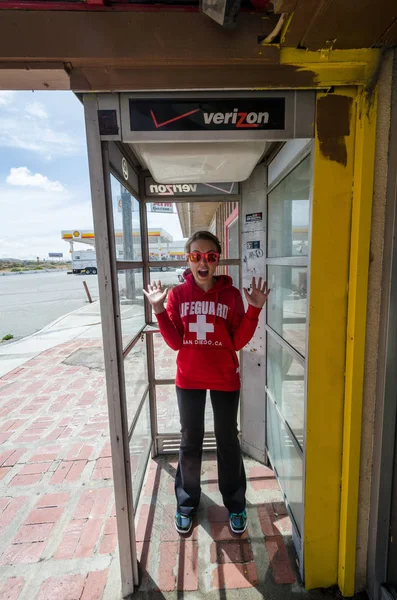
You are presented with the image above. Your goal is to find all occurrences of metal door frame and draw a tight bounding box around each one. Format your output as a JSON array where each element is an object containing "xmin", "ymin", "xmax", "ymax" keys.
[
  {"xmin": 84, "ymin": 95, "xmax": 139, "ymax": 598},
  {"xmin": 367, "ymin": 55, "xmax": 397, "ymax": 600},
  {"xmin": 263, "ymin": 139, "xmax": 314, "ymax": 576}
]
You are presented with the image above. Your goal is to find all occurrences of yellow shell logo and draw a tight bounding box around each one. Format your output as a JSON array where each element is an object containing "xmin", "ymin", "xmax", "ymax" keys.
[{"xmin": 73, "ymin": 231, "xmax": 80, "ymax": 238}]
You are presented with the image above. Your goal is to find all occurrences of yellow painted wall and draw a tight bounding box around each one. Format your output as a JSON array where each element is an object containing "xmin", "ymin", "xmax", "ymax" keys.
[
  {"xmin": 305, "ymin": 85, "xmax": 377, "ymax": 594},
  {"xmin": 305, "ymin": 88, "xmax": 356, "ymax": 588},
  {"xmin": 339, "ymin": 88, "xmax": 378, "ymax": 596}
]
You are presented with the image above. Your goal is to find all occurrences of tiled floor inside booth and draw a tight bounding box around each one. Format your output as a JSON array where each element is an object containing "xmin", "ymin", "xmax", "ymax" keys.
[{"xmin": 134, "ymin": 452, "xmax": 305, "ymax": 598}]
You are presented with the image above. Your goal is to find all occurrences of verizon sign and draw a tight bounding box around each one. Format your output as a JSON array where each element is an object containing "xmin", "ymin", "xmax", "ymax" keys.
[
  {"xmin": 130, "ymin": 98, "xmax": 285, "ymax": 132},
  {"xmin": 145, "ymin": 178, "xmax": 239, "ymax": 197},
  {"xmin": 112, "ymin": 92, "xmax": 315, "ymax": 143}
]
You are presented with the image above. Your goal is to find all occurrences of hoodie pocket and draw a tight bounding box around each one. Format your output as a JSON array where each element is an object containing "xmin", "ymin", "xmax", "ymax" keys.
[{"xmin": 177, "ymin": 347, "xmax": 239, "ymax": 384}]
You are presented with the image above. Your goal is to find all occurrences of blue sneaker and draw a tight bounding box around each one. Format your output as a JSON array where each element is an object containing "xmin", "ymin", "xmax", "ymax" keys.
[
  {"xmin": 175, "ymin": 512, "xmax": 192, "ymax": 534},
  {"xmin": 229, "ymin": 509, "xmax": 247, "ymax": 534}
]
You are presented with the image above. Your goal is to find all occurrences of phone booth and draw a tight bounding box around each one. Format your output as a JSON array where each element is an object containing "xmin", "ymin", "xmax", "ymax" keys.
[{"xmin": 83, "ymin": 91, "xmax": 319, "ymax": 594}]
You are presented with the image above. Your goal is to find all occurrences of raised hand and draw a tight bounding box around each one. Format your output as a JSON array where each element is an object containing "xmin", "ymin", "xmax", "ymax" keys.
[
  {"xmin": 243, "ymin": 277, "xmax": 271, "ymax": 309},
  {"xmin": 143, "ymin": 280, "xmax": 168, "ymax": 314}
]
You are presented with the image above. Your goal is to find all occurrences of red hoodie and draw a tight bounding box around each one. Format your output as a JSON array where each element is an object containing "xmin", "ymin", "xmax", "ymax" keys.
[{"xmin": 155, "ymin": 270, "xmax": 261, "ymax": 391}]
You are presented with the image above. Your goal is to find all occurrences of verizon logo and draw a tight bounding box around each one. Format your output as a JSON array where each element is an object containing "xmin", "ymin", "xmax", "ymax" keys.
[
  {"xmin": 149, "ymin": 183, "xmax": 197, "ymax": 195},
  {"xmin": 203, "ymin": 109, "xmax": 269, "ymax": 128},
  {"xmin": 150, "ymin": 107, "xmax": 269, "ymax": 129}
]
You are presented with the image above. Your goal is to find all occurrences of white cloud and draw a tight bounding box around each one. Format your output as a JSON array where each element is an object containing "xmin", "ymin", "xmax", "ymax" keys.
[
  {"xmin": 0, "ymin": 92, "xmax": 92, "ymax": 260},
  {"xmin": 0, "ymin": 183, "xmax": 93, "ymax": 259},
  {"xmin": 6, "ymin": 167, "xmax": 66, "ymax": 193},
  {"xmin": 0, "ymin": 91, "xmax": 14, "ymax": 106},
  {"xmin": 0, "ymin": 113, "xmax": 82, "ymax": 158},
  {"xmin": 26, "ymin": 102, "xmax": 48, "ymax": 119}
]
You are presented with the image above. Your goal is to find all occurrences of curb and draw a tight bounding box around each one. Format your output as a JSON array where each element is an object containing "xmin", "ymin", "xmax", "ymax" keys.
[
  {"xmin": 0, "ymin": 269, "xmax": 69, "ymax": 277},
  {"xmin": 35, "ymin": 300, "xmax": 101, "ymax": 335}
]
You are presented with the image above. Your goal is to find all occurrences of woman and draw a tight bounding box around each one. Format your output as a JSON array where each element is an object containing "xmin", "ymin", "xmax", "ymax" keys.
[{"xmin": 143, "ymin": 230, "xmax": 270, "ymax": 535}]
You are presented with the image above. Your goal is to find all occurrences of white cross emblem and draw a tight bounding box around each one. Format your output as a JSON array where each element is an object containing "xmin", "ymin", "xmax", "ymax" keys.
[{"xmin": 189, "ymin": 315, "xmax": 214, "ymax": 340}]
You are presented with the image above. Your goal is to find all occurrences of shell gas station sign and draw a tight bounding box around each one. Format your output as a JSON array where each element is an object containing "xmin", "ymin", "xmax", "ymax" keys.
[{"xmin": 150, "ymin": 202, "xmax": 174, "ymax": 213}]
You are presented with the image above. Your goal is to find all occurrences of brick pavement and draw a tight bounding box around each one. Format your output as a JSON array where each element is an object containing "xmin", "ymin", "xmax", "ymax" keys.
[{"xmin": 0, "ymin": 337, "xmax": 323, "ymax": 600}]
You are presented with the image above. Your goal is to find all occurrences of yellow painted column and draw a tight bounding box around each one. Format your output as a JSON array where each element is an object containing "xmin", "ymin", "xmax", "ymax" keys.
[
  {"xmin": 338, "ymin": 89, "xmax": 378, "ymax": 596},
  {"xmin": 304, "ymin": 88, "xmax": 357, "ymax": 588}
]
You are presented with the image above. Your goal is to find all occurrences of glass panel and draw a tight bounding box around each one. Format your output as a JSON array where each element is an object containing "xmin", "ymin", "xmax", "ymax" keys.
[
  {"xmin": 267, "ymin": 335, "xmax": 304, "ymax": 447},
  {"xmin": 124, "ymin": 335, "xmax": 148, "ymax": 428},
  {"xmin": 267, "ymin": 396, "xmax": 303, "ymax": 533},
  {"xmin": 154, "ymin": 334, "xmax": 177, "ymax": 380},
  {"xmin": 267, "ymin": 266, "xmax": 307, "ymax": 356},
  {"xmin": 150, "ymin": 269, "xmax": 185, "ymax": 290},
  {"xmin": 227, "ymin": 215, "xmax": 240, "ymax": 286},
  {"xmin": 117, "ymin": 269, "xmax": 145, "ymax": 347},
  {"xmin": 215, "ymin": 265, "xmax": 240, "ymax": 290},
  {"xmin": 130, "ymin": 396, "xmax": 151, "ymax": 509},
  {"xmin": 227, "ymin": 265, "xmax": 240, "ymax": 290},
  {"xmin": 268, "ymin": 155, "xmax": 311, "ymax": 258},
  {"xmin": 111, "ymin": 174, "xmax": 142, "ymax": 261},
  {"xmin": 146, "ymin": 203, "xmax": 187, "ymax": 263},
  {"xmin": 228, "ymin": 265, "xmax": 240, "ymax": 288},
  {"xmin": 156, "ymin": 385, "xmax": 214, "ymax": 434},
  {"xmin": 156, "ymin": 384, "xmax": 179, "ymax": 434},
  {"xmin": 227, "ymin": 216, "xmax": 239, "ymax": 259}
]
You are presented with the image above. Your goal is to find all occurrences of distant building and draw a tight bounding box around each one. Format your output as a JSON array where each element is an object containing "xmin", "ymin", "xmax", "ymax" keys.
[{"xmin": 61, "ymin": 229, "xmax": 187, "ymax": 260}]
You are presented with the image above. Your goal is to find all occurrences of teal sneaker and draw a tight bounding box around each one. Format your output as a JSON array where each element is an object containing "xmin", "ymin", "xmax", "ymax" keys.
[
  {"xmin": 175, "ymin": 512, "xmax": 192, "ymax": 534},
  {"xmin": 229, "ymin": 509, "xmax": 247, "ymax": 534}
]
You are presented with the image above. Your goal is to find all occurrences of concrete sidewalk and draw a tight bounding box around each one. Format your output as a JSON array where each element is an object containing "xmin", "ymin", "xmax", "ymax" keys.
[
  {"xmin": 0, "ymin": 299, "xmax": 144, "ymax": 379},
  {"xmin": 0, "ymin": 307, "xmax": 338, "ymax": 600},
  {"xmin": 0, "ymin": 302, "xmax": 103, "ymax": 378}
]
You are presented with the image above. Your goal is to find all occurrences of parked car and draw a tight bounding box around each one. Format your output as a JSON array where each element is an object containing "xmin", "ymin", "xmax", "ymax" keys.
[
  {"xmin": 149, "ymin": 265, "xmax": 176, "ymax": 272},
  {"xmin": 176, "ymin": 266, "xmax": 186, "ymax": 282}
]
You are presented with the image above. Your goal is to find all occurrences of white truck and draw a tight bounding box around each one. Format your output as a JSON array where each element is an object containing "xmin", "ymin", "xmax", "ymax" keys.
[{"xmin": 72, "ymin": 249, "xmax": 97, "ymax": 275}]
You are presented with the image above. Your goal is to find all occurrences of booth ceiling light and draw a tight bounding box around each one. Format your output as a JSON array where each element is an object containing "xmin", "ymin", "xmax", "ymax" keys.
[{"xmin": 130, "ymin": 141, "xmax": 266, "ymax": 183}]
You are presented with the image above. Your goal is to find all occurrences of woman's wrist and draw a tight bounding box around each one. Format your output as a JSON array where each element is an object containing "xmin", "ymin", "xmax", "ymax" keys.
[{"xmin": 153, "ymin": 305, "xmax": 165, "ymax": 315}]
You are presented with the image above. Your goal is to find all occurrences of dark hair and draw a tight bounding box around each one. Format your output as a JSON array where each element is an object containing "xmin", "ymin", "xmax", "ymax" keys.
[{"xmin": 185, "ymin": 230, "xmax": 222, "ymax": 254}]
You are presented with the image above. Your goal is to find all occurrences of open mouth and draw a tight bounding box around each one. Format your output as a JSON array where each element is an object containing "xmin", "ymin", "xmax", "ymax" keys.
[{"xmin": 198, "ymin": 269, "xmax": 209, "ymax": 278}]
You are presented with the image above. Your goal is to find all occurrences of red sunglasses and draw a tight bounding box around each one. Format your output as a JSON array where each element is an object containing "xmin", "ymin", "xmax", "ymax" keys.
[{"xmin": 187, "ymin": 251, "xmax": 220, "ymax": 264}]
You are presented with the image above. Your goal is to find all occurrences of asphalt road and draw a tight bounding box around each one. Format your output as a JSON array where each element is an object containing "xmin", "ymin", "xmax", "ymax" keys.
[
  {"xmin": 0, "ymin": 271, "xmax": 100, "ymax": 341},
  {"xmin": 0, "ymin": 269, "xmax": 183, "ymax": 342}
]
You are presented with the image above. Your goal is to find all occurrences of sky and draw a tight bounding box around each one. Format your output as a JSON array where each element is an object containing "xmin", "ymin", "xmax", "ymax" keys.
[{"xmin": 0, "ymin": 91, "xmax": 183, "ymax": 260}]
